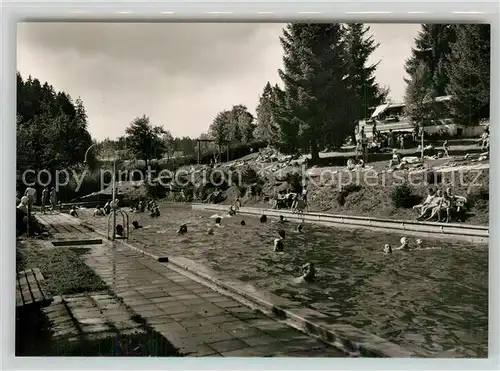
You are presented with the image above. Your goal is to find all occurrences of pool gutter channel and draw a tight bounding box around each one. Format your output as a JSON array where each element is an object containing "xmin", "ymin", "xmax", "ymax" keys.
[
  {"xmin": 192, "ymin": 204, "xmax": 489, "ymax": 245},
  {"xmin": 65, "ymin": 216, "xmax": 444, "ymax": 358}
]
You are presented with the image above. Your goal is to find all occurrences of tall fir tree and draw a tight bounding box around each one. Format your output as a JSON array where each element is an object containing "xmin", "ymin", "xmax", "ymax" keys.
[
  {"xmin": 404, "ymin": 24, "xmax": 456, "ymax": 97},
  {"xmin": 404, "ymin": 62, "xmax": 438, "ymax": 125},
  {"xmin": 254, "ymin": 82, "xmax": 279, "ymax": 145},
  {"xmin": 345, "ymin": 24, "xmax": 388, "ymax": 120},
  {"xmin": 446, "ymin": 24, "xmax": 490, "ymax": 125},
  {"xmin": 273, "ymin": 24, "xmax": 354, "ymax": 162}
]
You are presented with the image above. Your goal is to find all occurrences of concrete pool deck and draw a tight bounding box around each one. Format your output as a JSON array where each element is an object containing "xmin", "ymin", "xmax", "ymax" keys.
[
  {"xmin": 29, "ymin": 212, "xmax": 469, "ymax": 358},
  {"xmin": 32, "ymin": 213, "xmax": 348, "ymax": 357}
]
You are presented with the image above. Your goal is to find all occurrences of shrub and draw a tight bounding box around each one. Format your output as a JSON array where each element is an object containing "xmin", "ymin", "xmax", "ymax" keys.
[
  {"xmin": 426, "ymin": 170, "xmax": 442, "ymax": 185},
  {"xmin": 391, "ymin": 183, "xmax": 419, "ymax": 208},
  {"xmin": 284, "ymin": 172, "xmax": 303, "ymax": 193},
  {"xmin": 336, "ymin": 184, "xmax": 361, "ymax": 206}
]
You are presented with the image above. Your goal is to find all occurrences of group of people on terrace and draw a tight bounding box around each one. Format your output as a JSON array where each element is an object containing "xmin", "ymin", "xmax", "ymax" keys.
[
  {"xmin": 271, "ymin": 184, "xmax": 308, "ymax": 214},
  {"xmin": 413, "ymin": 187, "xmax": 467, "ymax": 223}
]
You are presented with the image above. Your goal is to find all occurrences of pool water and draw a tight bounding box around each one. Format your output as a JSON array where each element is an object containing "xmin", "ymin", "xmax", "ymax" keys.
[{"xmin": 80, "ymin": 205, "xmax": 488, "ymax": 356}]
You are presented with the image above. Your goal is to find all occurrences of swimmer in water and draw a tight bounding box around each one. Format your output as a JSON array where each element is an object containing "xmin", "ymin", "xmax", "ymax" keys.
[
  {"xmin": 228, "ymin": 205, "xmax": 236, "ymax": 216},
  {"xmin": 301, "ymin": 263, "xmax": 316, "ymax": 282},
  {"xmin": 260, "ymin": 214, "xmax": 267, "ymax": 223},
  {"xmin": 69, "ymin": 206, "xmax": 78, "ymax": 218},
  {"xmin": 132, "ymin": 220, "xmax": 143, "ymax": 229},
  {"xmin": 240, "ymin": 220, "xmax": 246, "ymax": 226},
  {"xmin": 296, "ymin": 224, "xmax": 304, "ymax": 233},
  {"xmin": 115, "ymin": 224, "xmax": 124, "ymax": 237},
  {"xmin": 383, "ymin": 244, "xmax": 392, "ymax": 254},
  {"xmin": 396, "ymin": 237, "xmax": 410, "ymax": 250},
  {"xmin": 177, "ymin": 224, "xmax": 188, "ymax": 234},
  {"xmin": 215, "ymin": 217, "xmax": 222, "ymax": 227},
  {"xmin": 207, "ymin": 227, "xmax": 214, "ymax": 235},
  {"xmin": 274, "ymin": 230, "xmax": 286, "ymax": 252},
  {"xmin": 275, "ymin": 215, "xmax": 287, "ymax": 223},
  {"xmin": 415, "ymin": 238, "xmax": 423, "ymax": 249}
]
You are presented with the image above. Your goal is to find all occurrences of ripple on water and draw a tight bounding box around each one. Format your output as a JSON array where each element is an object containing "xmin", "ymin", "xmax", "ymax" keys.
[{"xmin": 80, "ymin": 206, "xmax": 488, "ymax": 356}]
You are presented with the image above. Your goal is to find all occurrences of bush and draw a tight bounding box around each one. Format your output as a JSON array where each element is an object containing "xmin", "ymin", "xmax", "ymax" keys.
[
  {"xmin": 426, "ymin": 170, "xmax": 442, "ymax": 185},
  {"xmin": 285, "ymin": 172, "xmax": 303, "ymax": 193},
  {"xmin": 336, "ymin": 184, "xmax": 361, "ymax": 206},
  {"xmin": 391, "ymin": 183, "xmax": 419, "ymax": 208}
]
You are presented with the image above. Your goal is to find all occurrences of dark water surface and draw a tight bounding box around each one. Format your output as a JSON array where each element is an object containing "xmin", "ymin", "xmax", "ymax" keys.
[{"xmin": 81, "ymin": 205, "xmax": 488, "ymax": 356}]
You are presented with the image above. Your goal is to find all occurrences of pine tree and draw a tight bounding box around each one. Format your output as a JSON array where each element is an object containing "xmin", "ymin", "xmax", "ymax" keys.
[
  {"xmin": 345, "ymin": 24, "xmax": 388, "ymax": 120},
  {"xmin": 254, "ymin": 82, "xmax": 279, "ymax": 144},
  {"xmin": 404, "ymin": 62, "xmax": 437, "ymax": 125},
  {"xmin": 405, "ymin": 24, "xmax": 456, "ymax": 97},
  {"xmin": 273, "ymin": 24, "xmax": 353, "ymax": 161},
  {"xmin": 16, "ymin": 73, "xmax": 94, "ymax": 181},
  {"xmin": 446, "ymin": 24, "xmax": 490, "ymax": 125}
]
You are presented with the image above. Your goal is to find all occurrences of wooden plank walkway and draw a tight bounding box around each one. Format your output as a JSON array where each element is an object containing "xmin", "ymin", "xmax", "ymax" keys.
[{"xmin": 16, "ymin": 268, "xmax": 53, "ymax": 308}]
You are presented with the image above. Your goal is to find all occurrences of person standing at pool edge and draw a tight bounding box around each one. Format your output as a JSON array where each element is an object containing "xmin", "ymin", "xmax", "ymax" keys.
[
  {"xmin": 41, "ymin": 187, "xmax": 49, "ymax": 214},
  {"xmin": 49, "ymin": 187, "xmax": 57, "ymax": 211},
  {"xmin": 24, "ymin": 186, "xmax": 36, "ymax": 220}
]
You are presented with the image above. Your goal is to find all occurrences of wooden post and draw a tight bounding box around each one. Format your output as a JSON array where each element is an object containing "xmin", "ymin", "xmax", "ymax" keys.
[
  {"xmin": 197, "ymin": 140, "xmax": 201, "ymax": 164},
  {"xmin": 420, "ymin": 127, "xmax": 424, "ymax": 161}
]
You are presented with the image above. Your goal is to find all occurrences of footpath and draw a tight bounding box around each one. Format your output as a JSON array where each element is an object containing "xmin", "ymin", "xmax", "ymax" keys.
[{"xmin": 33, "ymin": 213, "xmax": 346, "ymax": 357}]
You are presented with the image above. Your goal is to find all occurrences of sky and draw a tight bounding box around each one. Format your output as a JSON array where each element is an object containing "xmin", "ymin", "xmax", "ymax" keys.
[{"xmin": 17, "ymin": 23, "xmax": 421, "ymax": 141}]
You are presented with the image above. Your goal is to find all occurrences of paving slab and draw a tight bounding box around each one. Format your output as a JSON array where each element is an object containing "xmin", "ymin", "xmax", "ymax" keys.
[{"xmin": 34, "ymin": 213, "xmax": 350, "ymax": 357}]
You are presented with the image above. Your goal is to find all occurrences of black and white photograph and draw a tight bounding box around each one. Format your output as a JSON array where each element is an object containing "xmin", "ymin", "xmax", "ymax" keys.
[{"xmin": 15, "ymin": 22, "xmax": 490, "ymax": 358}]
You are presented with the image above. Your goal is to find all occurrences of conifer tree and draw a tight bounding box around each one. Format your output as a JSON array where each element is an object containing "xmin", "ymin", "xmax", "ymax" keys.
[
  {"xmin": 254, "ymin": 82, "xmax": 279, "ymax": 145},
  {"xmin": 345, "ymin": 24, "xmax": 388, "ymax": 120},
  {"xmin": 446, "ymin": 24, "xmax": 490, "ymax": 125}
]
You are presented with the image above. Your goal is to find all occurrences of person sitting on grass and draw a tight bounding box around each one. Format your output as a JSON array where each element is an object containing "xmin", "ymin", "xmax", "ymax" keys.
[
  {"xmin": 413, "ymin": 188, "xmax": 436, "ymax": 215},
  {"xmin": 93, "ymin": 205, "xmax": 105, "ymax": 217},
  {"xmin": 425, "ymin": 190, "xmax": 452, "ymax": 222},
  {"xmin": 449, "ymin": 189, "xmax": 468, "ymax": 222},
  {"xmin": 389, "ymin": 149, "xmax": 402, "ymax": 168},
  {"xmin": 417, "ymin": 190, "xmax": 443, "ymax": 221}
]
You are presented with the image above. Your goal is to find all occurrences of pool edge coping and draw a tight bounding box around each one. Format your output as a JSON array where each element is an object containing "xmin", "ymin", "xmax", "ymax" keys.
[{"xmin": 191, "ymin": 204, "xmax": 489, "ymax": 245}]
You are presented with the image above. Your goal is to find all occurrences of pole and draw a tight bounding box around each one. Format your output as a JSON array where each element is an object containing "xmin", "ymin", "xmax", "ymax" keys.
[
  {"xmin": 420, "ymin": 127, "xmax": 424, "ymax": 161},
  {"xmin": 111, "ymin": 158, "xmax": 116, "ymax": 241},
  {"xmin": 197, "ymin": 140, "xmax": 201, "ymax": 164}
]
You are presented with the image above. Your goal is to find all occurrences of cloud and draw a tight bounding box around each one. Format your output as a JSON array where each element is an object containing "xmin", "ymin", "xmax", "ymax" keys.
[{"xmin": 17, "ymin": 22, "xmax": 420, "ymax": 140}]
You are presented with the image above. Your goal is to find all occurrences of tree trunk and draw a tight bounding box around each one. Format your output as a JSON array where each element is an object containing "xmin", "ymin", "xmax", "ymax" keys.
[{"xmin": 310, "ymin": 140, "xmax": 320, "ymax": 165}]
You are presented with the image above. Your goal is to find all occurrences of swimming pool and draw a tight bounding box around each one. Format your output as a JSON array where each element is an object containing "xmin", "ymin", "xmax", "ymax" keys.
[{"xmin": 80, "ymin": 204, "xmax": 488, "ymax": 357}]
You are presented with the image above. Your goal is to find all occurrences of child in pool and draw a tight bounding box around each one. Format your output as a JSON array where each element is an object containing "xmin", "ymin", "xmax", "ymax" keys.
[
  {"xmin": 273, "ymin": 230, "xmax": 286, "ymax": 252},
  {"xmin": 383, "ymin": 244, "xmax": 392, "ymax": 254},
  {"xmin": 301, "ymin": 263, "xmax": 316, "ymax": 282},
  {"xmin": 396, "ymin": 237, "xmax": 410, "ymax": 251}
]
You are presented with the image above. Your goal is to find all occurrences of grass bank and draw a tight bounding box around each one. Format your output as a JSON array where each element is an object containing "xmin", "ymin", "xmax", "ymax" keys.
[{"xmin": 225, "ymin": 167, "xmax": 489, "ymax": 226}]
